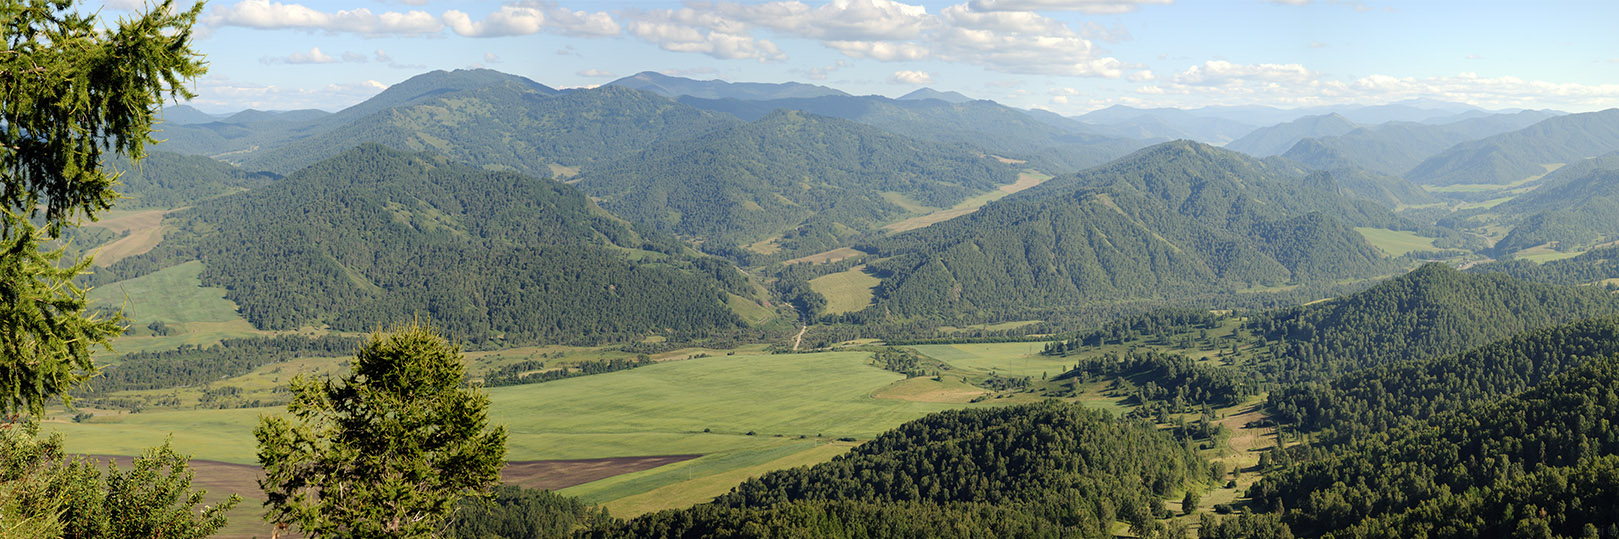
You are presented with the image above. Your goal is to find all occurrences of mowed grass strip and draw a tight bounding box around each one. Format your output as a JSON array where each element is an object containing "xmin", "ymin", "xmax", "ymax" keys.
[
  {"xmin": 1354, "ymin": 227, "xmax": 1440, "ymax": 257},
  {"xmin": 809, "ymin": 266, "xmax": 880, "ymax": 314}
]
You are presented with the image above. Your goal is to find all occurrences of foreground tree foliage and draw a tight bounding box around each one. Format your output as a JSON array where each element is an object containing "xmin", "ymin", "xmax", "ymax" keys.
[
  {"xmin": 0, "ymin": 0, "xmax": 204, "ymax": 414},
  {"xmin": 445, "ymin": 485, "xmax": 609, "ymax": 539},
  {"xmin": 0, "ymin": 420, "xmax": 238, "ymax": 538},
  {"xmin": 256, "ymin": 322, "xmax": 507, "ymax": 538}
]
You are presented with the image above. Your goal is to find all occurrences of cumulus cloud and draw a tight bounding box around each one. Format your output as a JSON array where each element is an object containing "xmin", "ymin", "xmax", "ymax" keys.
[
  {"xmin": 699, "ymin": 0, "xmax": 936, "ymax": 41},
  {"xmin": 626, "ymin": 11, "xmax": 787, "ymax": 61},
  {"xmin": 825, "ymin": 40, "xmax": 929, "ymax": 61},
  {"xmin": 261, "ymin": 46, "xmax": 376, "ymax": 65},
  {"xmin": 1173, "ymin": 60, "xmax": 1315, "ymax": 86},
  {"xmin": 888, "ymin": 70, "xmax": 932, "ymax": 84},
  {"xmin": 1128, "ymin": 70, "xmax": 1154, "ymax": 82},
  {"xmin": 577, "ymin": 68, "xmax": 616, "ymax": 77},
  {"xmin": 206, "ymin": 0, "xmax": 443, "ymax": 36},
  {"xmin": 190, "ymin": 75, "xmax": 389, "ymax": 111},
  {"xmin": 443, "ymin": 1, "xmax": 619, "ymax": 38},
  {"xmin": 484, "ymin": 52, "xmax": 502, "ymax": 63},
  {"xmin": 966, "ymin": 0, "xmax": 1173, "ymax": 14}
]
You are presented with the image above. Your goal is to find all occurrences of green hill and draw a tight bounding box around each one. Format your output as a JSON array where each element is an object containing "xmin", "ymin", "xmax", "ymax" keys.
[
  {"xmin": 854, "ymin": 141, "xmax": 1404, "ymax": 321},
  {"xmin": 1407, "ymin": 108, "xmax": 1619, "ymax": 186},
  {"xmin": 100, "ymin": 151, "xmax": 276, "ymax": 209},
  {"xmin": 598, "ymin": 401, "xmax": 1210, "ymax": 538},
  {"xmin": 1280, "ymin": 110, "xmax": 1558, "ymax": 177},
  {"xmin": 1484, "ymin": 153, "xmax": 1619, "ymax": 254},
  {"xmin": 1249, "ymin": 355, "xmax": 1619, "ymax": 537},
  {"xmin": 575, "ymin": 110, "xmax": 1018, "ymax": 256},
  {"xmin": 239, "ymin": 83, "xmax": 740, "ymax": 177},
  {"xmin": 96, "ymin": 145, "xmax": 753, "ymax": 345},
  {"xmin": 1224, "ymin": 113, "xmax": 1358, "ymax": 158},
  {"xmin": 1468, "ymin": 244, "xmax": 1619, "ymax": 285},
  {"xmin": 1244, "ymin": 263, "xmax": 1619, "ymax": 381}
]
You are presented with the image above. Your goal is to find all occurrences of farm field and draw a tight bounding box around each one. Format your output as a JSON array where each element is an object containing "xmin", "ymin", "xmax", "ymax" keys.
[
  {"xmin": 1354, "ymin": 227, "xmax": 1440, "ymax": 256},
  {"xmin": 87, "ymin": 261, "xmax": 280, "ymax": 355},
  {"xmin": 808, "ymin": 265, "xmax": 880, "ymax": 314}
]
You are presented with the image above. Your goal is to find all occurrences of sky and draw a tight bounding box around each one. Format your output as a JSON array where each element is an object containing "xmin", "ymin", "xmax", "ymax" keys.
[{"xmin": 96, "ymin": 0, "xmax": 1619, "ymax": 114}]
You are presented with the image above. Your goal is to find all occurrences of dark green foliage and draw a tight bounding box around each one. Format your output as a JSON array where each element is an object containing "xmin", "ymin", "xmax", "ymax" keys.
[
  {"xmin": 858, "ymin": 141, "xmax": 1400, "ymax": 321},
  {"xmin": 609, "ymin": 70, "xmax": 847, "ymax": 100},
  {"xmin": 1248, "ymin": 356, "xmax": 1619, "ymax": 537},
  {"xmin": 241, "ymin": 83, "xmax": 739, "ymax": 178},
  {"xmin": 482, "ymin": 356, "xmax": 654, "ymax": 387},
  {"xmin": 1198, "ymin": 512, "xmax": 1293, "ymax": 539},
  {"xmin": 1268, "ymin": 317, "xmax": 1619, "ymax": 437},
  {"xmin": 577, "ymin": 110, "xmax": 1017, "ymax": 255},
  {"xmin": 585, "ymin": 500, "xmax": 1069, "ymax": 539},
  {"xmin": 1492, "ymin": 168, "xmax": 1619, "ymax": 255},
  {"xmin": 99, "ymin": 145, "xmax": 746, "ymax": 345},
  {"xmin": 1244, "ymin": 263, "xmax": 1619, "ymax": 382},
  {"xmin": 100, "ymin": 151, "xmax": 275, "ymax": 209},
  {"xmin": 1044, "ymin": 308, "xmax": 1221, "ymax": 350},
  {"xmin": 0, "ymin": 421, "xmax": 238, "ymax": 538},
  {"xmin": 75, "ymin": 335, "xmax": 357, "ymax": 393},
  {"xmin": 1060, "ymin": 350, "xmax": 1253, "ymax": 408},
  {"xmin": 601, "ymin": 401, "xmax": 1209, "ymax": 537},
  {"xmin": 1407, "ymin": 109, "xmax": 1619, "ymax": 186},
  {"xmin": 446, "ymin": 485, "xmax": 606, "ymax": 539},
  {"xmin": 870, "ymin": 348, "xmax": 938, "ymax": 377},
  {"xmin": 1469, "ymin": 245, "xmax": 1619, "ymax": 285}
]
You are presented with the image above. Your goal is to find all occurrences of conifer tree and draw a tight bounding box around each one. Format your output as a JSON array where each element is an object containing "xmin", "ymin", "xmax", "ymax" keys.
[{"xmin": 257, "ymin": 322, "xmax": 508, "ymax": 538}]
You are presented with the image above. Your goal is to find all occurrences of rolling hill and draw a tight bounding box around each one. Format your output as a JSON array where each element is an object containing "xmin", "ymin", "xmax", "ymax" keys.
[
  {"xmin": 1406, "ymin": 108, "xmax": 1619, "ymax": 186},
  {"xmin": 1280, "ymin": 110, "xmax": 1561, "ymax": 177},
  {"xmin": 853, "ymin": 141, "xmax": 1406, "ymax": 321},
  {"xmin": 96, "ymin": 145, "xmax": 757, "ymax": 345},
  {"xmin": 607, "ymin": 70, "xmax": 847, "ymax": 100},
  {"xmin": 575, "ymin": 110, "xmax": 1018, "ymax": 257},
  {"xmin": 1224, "ymin": 113, "xmax": 1358, "ymax": 158}
]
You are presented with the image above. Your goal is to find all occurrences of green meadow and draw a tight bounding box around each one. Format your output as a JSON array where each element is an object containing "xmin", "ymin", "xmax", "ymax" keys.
[
  {"xmin": 1354, "ymin": 227, "xmax": 1441, "ymax": 257},
  {"xmin": 808, "ymin": 266, "xmax": 880, "ymax": 314}
]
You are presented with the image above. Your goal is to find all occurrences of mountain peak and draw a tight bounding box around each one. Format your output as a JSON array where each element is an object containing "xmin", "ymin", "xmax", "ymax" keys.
[
  {"xmin": 607, "ymin": 71, "xmax": 848, "ymax": 101},
  {"xmin": 897, "ymin": 87, "xmax": 973, "ymax": 104}
]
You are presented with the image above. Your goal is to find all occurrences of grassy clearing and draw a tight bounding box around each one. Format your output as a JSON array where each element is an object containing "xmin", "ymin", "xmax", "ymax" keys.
[
  {"xmin": 883, "ymin": 170, "xmax": 1053, "ymax": 233},
  {"xmin": 84, "ymin": 209, "xmax": 166, "ymax": 266},
  {"xmin": 871, "ymin": 376, "xmax": 985, "ymax": 403},
  {"xmin": 726, "ymin": 293, "xmax": 778, "ymax": 325},
  {"xmin": 784, "ymin": 247, "xmax": 864, "ymax": 265},
  {"xmin": 595, "ymin": 442, "xmax": 857, "ymax": 517},
  {"xmin": 1354, "ymin": 227, "xmax": 1439, "ymax": 256},
  {"xmin": 908, "ymin": 342, "xmax": 1070, "ymax": 379},
  {"xmin": 86, "ymin": 261, "xmax": 286, "ymax": 354},
  {"xmin": 809, "ymin": 266, "xmax": 880, "ymax": 314},
  {"xmin": 1516, "ymin": 247, "xmax": 1585, "ymax": 263},
  {"xmin": 937, "ymin": 320, "xmax": 1042, "ymax": 333}
]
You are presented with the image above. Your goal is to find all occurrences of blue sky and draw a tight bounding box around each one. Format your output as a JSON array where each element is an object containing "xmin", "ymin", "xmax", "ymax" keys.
[{"xmin": 104, "ymin": 0, "xmax": 1619, "ymax": 114}]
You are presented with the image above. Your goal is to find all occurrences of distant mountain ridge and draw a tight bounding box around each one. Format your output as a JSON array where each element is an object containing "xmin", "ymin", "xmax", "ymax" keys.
[
  {"xmin": 1407, "ymin": 108, "xmax": 1619, "ymax": 186},
  {"xmin": 608, "ymin": 71, "xmax": 848, "ymax": 100},
  {"xmin": 1225, "ymin": 113, "xmax": 1358, "ymax": 157}
]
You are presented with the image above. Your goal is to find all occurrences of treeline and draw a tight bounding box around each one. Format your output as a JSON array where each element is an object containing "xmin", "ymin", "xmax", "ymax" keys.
[
  {"xmin": 483, "ymin": 356, "xmax": 654, "ymax": 387},
  {"xmin": 1249, "ymin": 356, "xmax": 1619, "ymax": 537},
  {"xmin": 597, "ymin": 401, "xmax": 1213, "ymax": 537},
  {"xmin": 1061, "ymin": 350, "xmax": 1254, "ymax": 408},
  {"xmin": 1243, "ymin": 263, "xmax": 1619, "ymax": 382},
  {"xmin": 76, "ymin": 334, "xmax": 357, "ymax": 393},
  {"xmin": 1470, "ymin": 245, "xmax": 1619, "ymax": 286},
  {"xmin": 1044, "ymin": 308, "xmax": 1224, "ymax": 352},
  {"xmin": 446, "ymin": 485, "xmax": 608, "ymax": 539},
  {"xmin": 1268, "ymin": 317, "xmax": 1619, "ymax": 438}
]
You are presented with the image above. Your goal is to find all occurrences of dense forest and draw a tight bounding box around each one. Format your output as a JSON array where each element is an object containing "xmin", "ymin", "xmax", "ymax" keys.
[
  {"xmin": 853, "ymin": 141, "xmax": 1403, "ymax": 321},
  {"xmin": 1242, "ymin": 263, "xmax": 1619, "ymax": 381},
  {"xmin": 1407, "ymin": 109, "xmax": 1619, "ymax": 186},
  {"xmin": 95, "ymin": 145, "xmax": 752, "ymax": 345},
  {"xmin": 577, "ymin": 109, "xmax": 1017, "ymax": 256},
  {"xmin": 595, "ymin": 401, "xmax": 1212, "ymax": 538}
]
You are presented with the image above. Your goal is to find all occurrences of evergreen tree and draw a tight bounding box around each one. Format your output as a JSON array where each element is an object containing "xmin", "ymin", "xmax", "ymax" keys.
[
  {"xmin": 0, "ymin": 0, "xmax": 205, "ymax": 414},
  {"xmin": 256, "ymin": 322, "xmax": 507, "ymax": 538}
]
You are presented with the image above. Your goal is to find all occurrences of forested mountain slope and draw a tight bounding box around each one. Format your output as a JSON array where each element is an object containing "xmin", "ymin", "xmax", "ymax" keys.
[
  {"xmin": 576, "ymin": 110, "xmax": 1017, "ymax": 256},
  {"xmin": 1224, "ymin": 113, "xmax": 1358, "ymax": 158},
  {"xmin": 607, "ymin": 70, "xmax": 847, "ymax": 100},
  {"xmin": 595, "ymin": 402, "xmax": 1210, "ymax": 538},
  {"xmin": 96, "ymin": 145, "xmax": 751, "ymax": 345},
  {"xmin": 1250, "ymin": 356, "xmax": 1619, "ymax": 538},
  {"xmin": 854, "ymin": 141, "xmax": 1403, "ymax": 321},
  {"xmin": 239, "ymin": 84, "xmax": 741, "ymax": 177},
  {"xmin": 675, "ymin": 93, "xmax": 1148, "ymax": 168},
  {"xmin": 100, "ymin": 151, "xmax": 276, "ymax": 209},
  {"xmin": 1468, "ymin": 244, "xmax": 1619, "ymax": 285},
  {"xmin": 1407, "ymin": 108, "xmax": 1619, "ymax": 186},
  {"xmin": 1280, "ymin": 110, "xmax": 1559, "ymax": 176},
  {"xmin": 1244, "ymin": 263, "xmax": 1619, "ymax": 381}
]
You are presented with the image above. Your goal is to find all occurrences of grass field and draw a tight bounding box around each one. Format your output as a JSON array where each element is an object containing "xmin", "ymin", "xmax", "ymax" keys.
[
  {"xmin": 937, "ymin": 320, "xmax": 1042, "ymax": 333},
  {"xmin": 1515, "ymin": 246, "xmax": 1585, "ymax": 263},
  {"xmin": 52, "ymin": 349, "xmax": 968, "ymax": 516},
  {"xmin": 784, "ymin": 247, "xmax": 864, "ymax": 265},
  {"xmin": 84, "ymin": 209, "xmax": 166, "ymax": 266},
  {"xmin": 883, "ymin": 170, "xmax": 1053, "ymax": 233},
  {"xmin": 809, "ymin": 266, "xmax": 881, "ymax": 314},
  {"xmin": 87, "ymin": 261, "xmax": 281, "ymax": 355},
  {"xmin": 1354, "ymin": 227, "xmax": 1439, "ymax": 256},
  {"xmin": 908, "ymin": 342, "xmax": 1070, "ymax": 379}
]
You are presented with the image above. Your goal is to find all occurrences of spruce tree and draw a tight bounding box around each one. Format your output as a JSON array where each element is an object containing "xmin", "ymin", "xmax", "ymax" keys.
[{"xmin": 257, "ymin": 322, "xmax": 508, "ymax": 538}]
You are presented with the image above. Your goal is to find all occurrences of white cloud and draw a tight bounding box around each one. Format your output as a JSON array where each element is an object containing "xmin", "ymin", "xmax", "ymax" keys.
[
  {"xmin": 1050, "ymin": 95, "xmax": 1068, "ymax": 104},
  {"xmin": 965, "ymin": 0, "xmax": 1173, "ymax": 14},
  {"xmin": 825, "ymin": 40, "xmax": 929, "ymax": 61},
  {"xmin": 1173, "ymin": 60, "xmax": 1315, "ymax": 86},
  {"xmin": 206, "ymin": 0, "xmax": 443, "ymax": 36},
  {"xmin": 341, "ymin": 51, "xmax": 368, "ymax": 62},
  {"xmin": 442, "ymin": 1, "xmax": 618, "ymax": 38},
  {"xmin": 802, "ymin": 60, "xmax": 851, "ymax": 80},
  {"xmin": 1308, "ymin": 41, "xmax": 1327, "ymax": 48},
  {"xmin": 624, "ymin": 8, "xmax": 787, "ymax": 61},
  {"xmin": 1135, "ymin": 85, "xmax": 1166, "ymax": 95},
  {"xmin": 484, "ymin": 52, "xmax": 502, "ymax": 63},
  {"xmin": 889, "ymin": 70, "xmax": 932, "ymax": 84},
  {"xmin": 1128, "ymin": 70, "xmax": 1154, "ymax": 82},
  {"xmin": 189, "ymin": 75, "xmax": 389, "ymax": 111},
  {"xmin": 701, "ymin": 0, "xmax": 935, "ymax": 41},
  {"xmin": 578, "ymin": 69, "xmax": 616, "ymax": 78},
  {"xmin": 261, "ymin": 46, "xmax": 375, "ymax": 65}
]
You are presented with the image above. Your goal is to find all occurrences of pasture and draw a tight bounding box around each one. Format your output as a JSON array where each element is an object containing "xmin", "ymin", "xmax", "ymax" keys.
[
  {"xmin": 1354, "ymin": 227, "xmax": 1440, "ymax": 256},
  {"xmin": 808, "ymin": 266, "xmax": 881, "ymax": 314}
]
